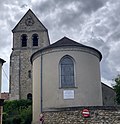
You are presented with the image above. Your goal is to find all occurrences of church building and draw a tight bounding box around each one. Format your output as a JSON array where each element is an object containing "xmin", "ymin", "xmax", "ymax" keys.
[
  {"xmin": 9, "ymin": 9, "xmax": 116, "ymax": 123},
  {"xmin": 30, "ymin": 36, "xmax": 103, "ymax": 122}
]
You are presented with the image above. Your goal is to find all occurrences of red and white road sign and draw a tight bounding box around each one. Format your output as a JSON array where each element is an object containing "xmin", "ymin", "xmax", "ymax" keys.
[{"xmin": 82, "ymin": 109, "xmax": 90, "ymax": 118}]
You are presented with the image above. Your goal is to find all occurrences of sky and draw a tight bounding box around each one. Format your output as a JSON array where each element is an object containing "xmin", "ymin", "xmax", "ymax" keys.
[{"xmin": 0, "ymin": 0, "xmax": 120, "ymax": 92}]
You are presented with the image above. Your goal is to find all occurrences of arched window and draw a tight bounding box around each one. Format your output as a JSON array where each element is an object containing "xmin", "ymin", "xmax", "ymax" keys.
[
  {"xmin": 21, "ymin": 34, "xmax": 27, "ymax": 47},
  {"xmin": 60, "ymin": 55, "xmax": 75, "ymax": 88},
  {"xmin": 32, "ymin": 34, "xmax": 38, "ymax": 46},
  {"xmin": 27, "ymin": 93, "xmax": 32, "ymax": 100}
]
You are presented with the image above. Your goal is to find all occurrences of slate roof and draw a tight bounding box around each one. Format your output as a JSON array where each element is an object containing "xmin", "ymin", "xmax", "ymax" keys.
[
  {"xmin": 31, "ymin": 37, "xmax": 102, "ymax": 62},
  {"xmin": 47, "ymin": 36, "xmax": 85, "ymax": 48}
]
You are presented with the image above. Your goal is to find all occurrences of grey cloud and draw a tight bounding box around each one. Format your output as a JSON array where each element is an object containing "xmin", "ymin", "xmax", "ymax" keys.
[
  {"xmin": 32, "ymin": 0, "xmax": 106, "ymax": 32},
  {"xmin": 107, "ymin": 32, "xmax": 120, "ymax": 44},
  {"xmin": 21, "ymin": 4, "xmax": 28, "ymax": 8},
  {"xmin": 80, "ymin": 0, "xmax": 105, "ymax": 13},
  {"xmin": 34, "ymin": 0, "xmax": 105, "ymax": 14},
  {"xmin": 0, "ymin": 29, "xmax": 11, "ymax": 49},
  {"xmin": 35, "ymin": 0, "xmax": 55, "ymax": 13},
  {"xmin": 101, "ymin": 59, "xmax": 117, "ymax": 81},
  {"xmin": 85, "ymin": 36, "xmax": 105, "ymax": 49},
  {"xmin": 93, "ymin": 25, "xmax": 110, "ymax": 38},
  {"xmin": 86, "ymin": 37, "xmax": 110, "ymax": 59},
  {"xmin": 57, "ymin": 10, "xmax": 83, "ymax": 28},
  {"xmin": 112, "ymin": 32, "xmax": 120, "ymax": 41},
  {"xmin": 108, "ymin": 42, "xmax": 120, "ymax": 66}
]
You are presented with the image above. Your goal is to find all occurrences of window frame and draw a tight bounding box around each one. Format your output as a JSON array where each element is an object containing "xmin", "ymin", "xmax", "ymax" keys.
[{"xmin": 59, "ymin": 55, "xmax": 76, "ymax": 88}]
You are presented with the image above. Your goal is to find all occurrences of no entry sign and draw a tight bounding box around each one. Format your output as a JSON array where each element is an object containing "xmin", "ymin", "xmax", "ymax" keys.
[{"xmin": 82, "ymin": 109, "xmax": 90, "ymax": 118}]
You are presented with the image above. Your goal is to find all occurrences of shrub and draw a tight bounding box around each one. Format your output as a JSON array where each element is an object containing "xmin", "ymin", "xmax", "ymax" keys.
[{"xmin": 3, "ymin": 99, "xmax": 32, "ymax": 124}]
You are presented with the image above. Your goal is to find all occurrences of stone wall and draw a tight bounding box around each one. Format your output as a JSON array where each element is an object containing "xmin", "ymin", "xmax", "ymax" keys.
[
  {"xmin": 34, "ymin": 106, "xmax": 120, "ymax": 124},
  {"xmin": 9, "ymin": 9, "xmax": 50, "ymax": 100}
]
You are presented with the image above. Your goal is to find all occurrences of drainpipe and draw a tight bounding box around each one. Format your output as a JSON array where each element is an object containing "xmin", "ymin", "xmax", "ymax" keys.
[
  {"xmin": 40, "ymin": 53, "xmax": 43, "ymax": 113},
  {"xmin": 19, "ymin": 51, "xmax": 21, "ymax": 100}
]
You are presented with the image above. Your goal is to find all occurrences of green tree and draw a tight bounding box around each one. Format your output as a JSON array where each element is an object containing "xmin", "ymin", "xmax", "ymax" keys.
[
  {"xmin": 3, "ymin": 99, "xmax": 32, "ymax": 124},
  {"xmin": 113, "ymin": 75, "xmax": 120, "ymax": 105}
]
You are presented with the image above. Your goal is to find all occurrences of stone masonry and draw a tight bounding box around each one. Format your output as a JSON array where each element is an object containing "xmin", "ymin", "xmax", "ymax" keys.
[
  {"xmin": 33, "ymin": 106, "xmax": 120, "ymax": 124},
  {"xmin": 9, "ymin": 9, "xmax": 50, "ymax": 100}
]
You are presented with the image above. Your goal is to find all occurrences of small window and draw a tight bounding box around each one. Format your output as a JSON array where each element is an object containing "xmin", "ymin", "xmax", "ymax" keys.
[
  {"xmin": 60, "ymin": 55, "xmax": 75, "ymax": 88},
  {"xmin": 32, "ymin": 34, "xmax": 38, "ymax": 46},
  {"xmin": 21, "ymin": 34, "xmax": 27, "ymax": 47},
  {"xmin": 27, "ymin": 93, "xmax": 32, "ymax": 100},
  {"xmin": 28, "ymin": 70, "xmax": 31, "ymax": 78}
]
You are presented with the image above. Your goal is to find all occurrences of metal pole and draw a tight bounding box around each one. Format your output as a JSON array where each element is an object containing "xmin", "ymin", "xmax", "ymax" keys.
[
  {"xmin": 40, "ymin": 53, "xmax": 43, "ymax": 113},
  {"xmin": 85, "ymin": 120, "xmax": 88, "ymax": 124}
]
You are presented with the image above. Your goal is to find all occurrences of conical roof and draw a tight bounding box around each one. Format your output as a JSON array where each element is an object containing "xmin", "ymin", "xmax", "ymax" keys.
[
  {"xmin": 31, "ymin": 37, "xmax": 102, "ymax": 62},
  {"xmin": 48, "ymin": 37, "xmax": 85, "ymax": 47}
]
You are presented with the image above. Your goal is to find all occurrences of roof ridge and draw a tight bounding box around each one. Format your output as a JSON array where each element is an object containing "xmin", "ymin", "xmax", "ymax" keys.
[{"xmin": 51, "ymin": 36, "xmax": 84, "ymax": 46}]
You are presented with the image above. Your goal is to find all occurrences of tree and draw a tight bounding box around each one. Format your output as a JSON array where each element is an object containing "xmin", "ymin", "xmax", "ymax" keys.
[
  {"xmin": 113, "ymin": 75, "xmax": 120, "ymax": 105},
  {"xmin": 3, "ymin": 99, "xmax": 32, "ymax": 124}
]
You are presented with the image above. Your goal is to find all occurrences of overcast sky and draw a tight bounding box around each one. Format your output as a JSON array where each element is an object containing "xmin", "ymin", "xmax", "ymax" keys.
[{"xmin": 1, "ymin": 0, "xmax": 120, "ymax": 92}]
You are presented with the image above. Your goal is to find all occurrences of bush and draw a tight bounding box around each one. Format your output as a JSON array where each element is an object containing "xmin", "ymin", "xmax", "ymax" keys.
[{"xmin": 3, "ymin": 99, "xmax": 32, "ymax": 124}]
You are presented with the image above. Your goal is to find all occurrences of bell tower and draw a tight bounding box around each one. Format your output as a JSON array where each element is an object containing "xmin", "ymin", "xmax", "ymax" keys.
[{"xmin": 9, "ymin": 9, "xmax": 50, "ymax": 100}]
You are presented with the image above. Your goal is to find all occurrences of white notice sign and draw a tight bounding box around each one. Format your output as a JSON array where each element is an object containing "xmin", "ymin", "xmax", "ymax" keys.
[{"xmin": 63, "ymin": 90, "xmax": 74, "ymax": 99}]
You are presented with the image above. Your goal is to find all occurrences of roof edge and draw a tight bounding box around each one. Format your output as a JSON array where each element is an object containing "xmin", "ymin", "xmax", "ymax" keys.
[
  {"xmin": 30, "ymin": 37, "xmax": 102, "ymax": 63},
  {"xmin": 12, "ymin": 9, "xmax": 48, "ymax": 33}
]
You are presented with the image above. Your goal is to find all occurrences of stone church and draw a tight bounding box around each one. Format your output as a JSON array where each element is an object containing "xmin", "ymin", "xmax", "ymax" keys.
[
  {"xmin": 9, "ymin": 9, "xmax": 50, "ymax": 100},
  {"xmin": 9, "ymin": 9, "xmax": 116, "ymax": 122}
]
